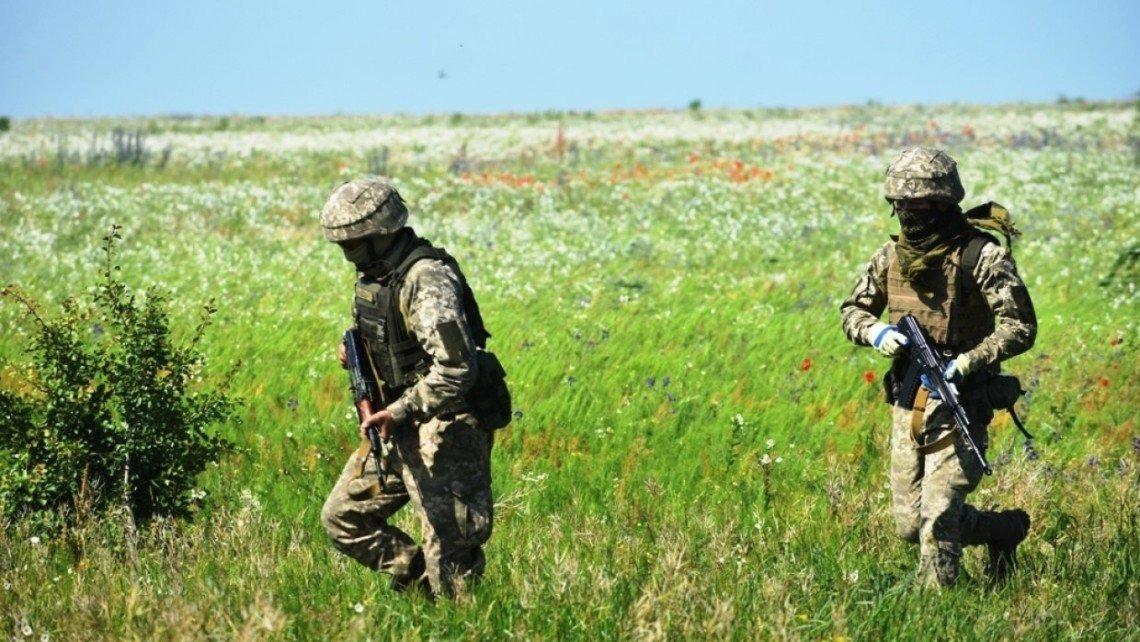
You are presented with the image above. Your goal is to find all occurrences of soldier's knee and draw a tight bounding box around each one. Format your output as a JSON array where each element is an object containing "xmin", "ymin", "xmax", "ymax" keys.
[{"xmin": 320, "ymin": 494, "xmax": 346, "ymax": 539}]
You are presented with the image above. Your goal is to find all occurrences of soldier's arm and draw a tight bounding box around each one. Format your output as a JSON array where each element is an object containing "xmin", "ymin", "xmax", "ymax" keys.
[
  {"xmin": 386, "ymin": 259, "xmax": 479, "ymax": 425},
  {"xmin": 964, "ymin": 242, "xmax": 1037, "ymax": 368},
  {"xmin": 840, "ymin": 242, "xmax": 892, "ymax": 346}
]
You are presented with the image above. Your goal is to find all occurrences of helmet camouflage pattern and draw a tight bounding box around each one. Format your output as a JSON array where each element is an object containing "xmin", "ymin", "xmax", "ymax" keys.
[
  {"xmin": 884, "ymin": 147, "xmax": 965, "ymax": 204},
  {"xmin": 319, "ymin": 178, "xmax": 409, "ymax": 242}
]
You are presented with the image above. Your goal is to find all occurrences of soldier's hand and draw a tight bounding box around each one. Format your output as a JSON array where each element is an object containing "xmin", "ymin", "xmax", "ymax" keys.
[
  {"xmin": 944, "ymin": 354, "xmax": 972, "ymax": 383},
  {"xmin": 869, "ymin": 323, "xmax": 909, "ymax": 357},
  {"xmin": 338, "ymin": 341, "xmax": 348, "ymax": 369},
  {"xmin": 360, "ymin": 409, "xmax": 396, "ymax": 441}
]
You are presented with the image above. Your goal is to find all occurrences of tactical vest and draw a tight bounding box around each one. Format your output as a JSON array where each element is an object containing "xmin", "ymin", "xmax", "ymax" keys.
[
  {"xmin": 353, "ymin": 239, "xmax": 490, "ymax": 398},
  {"xmin": 886, "ymin": 233, "xmax": 996, "ymax": 353}
]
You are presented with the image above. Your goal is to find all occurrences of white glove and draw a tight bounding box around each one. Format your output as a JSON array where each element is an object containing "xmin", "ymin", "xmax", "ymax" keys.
[
  {"xmin": 943, "ymin": 353, "xmax": 972, "ymax": 382},
  {"xmin": 868, "ymin": 322, "xmax": 909, "ymax": 357}
]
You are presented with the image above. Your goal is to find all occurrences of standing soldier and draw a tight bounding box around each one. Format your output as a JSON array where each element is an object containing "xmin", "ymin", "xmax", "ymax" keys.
[
  {"xmin": 319, "ymin": 178, "xmax": 510, "ymax": 597},
  {"xmin": 840, "ymin": 147, "xmax": 1037, "ymax": 587}
]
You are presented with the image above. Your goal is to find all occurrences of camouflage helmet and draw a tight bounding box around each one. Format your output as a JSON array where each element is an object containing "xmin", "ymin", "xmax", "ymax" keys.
[
  {"xmin": 319, "ymin": 178, "xmax": 409, "ymax": 242},
  {"xmin": 884, "ymin": 147, "xmax": 965, "ymax": 204}
]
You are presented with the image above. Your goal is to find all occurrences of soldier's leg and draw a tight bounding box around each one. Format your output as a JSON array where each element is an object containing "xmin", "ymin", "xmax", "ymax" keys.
[
  {"xmin": 321, "ymin": 442, "xmax": 423, "ymax": 581},
  {"xmin": 916, "ymin": 399, "xmax": 987, "ymax": 587},
  {"xmin": 398, "ymin": 412, "xmax": 494, "ymax": 597},
  {"xmin": 945, "ymin": 401, "xmax": 1011, "ymax": 552},
  {"xmin": 889, "ymin": 405, "xmax": 923, "ymax": 544},
  {"xmin": 954, "ymin": 406, "xmax": 1030, "ymax": 580}
]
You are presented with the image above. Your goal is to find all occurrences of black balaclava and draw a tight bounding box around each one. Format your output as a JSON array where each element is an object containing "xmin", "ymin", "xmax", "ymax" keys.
[{"xmin": 342, "ymin": 228, "xmax": 414, "ymax": 277}]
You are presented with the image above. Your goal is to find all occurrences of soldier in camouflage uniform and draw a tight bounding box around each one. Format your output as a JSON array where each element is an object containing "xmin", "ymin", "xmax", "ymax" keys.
[
  {"xmin": 319, "ymin": 178, "xmax": 497, "ymax": 597},
  {"xmin": 840, "ymin": 148, "xmax": 1036, "ymax": 587}
]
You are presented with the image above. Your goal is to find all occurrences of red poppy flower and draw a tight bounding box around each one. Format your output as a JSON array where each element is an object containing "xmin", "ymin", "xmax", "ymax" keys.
[
  {"xmin": 863, "ymin": 370, "xmax": 875, "ymax": 384},
  {"xmin": 1098, "ymin": 378, "xmax": 1109, "ymax": 388},
  {"xmin": 800, "ymin": 358, "xmax": 812, "ymax": 372}
]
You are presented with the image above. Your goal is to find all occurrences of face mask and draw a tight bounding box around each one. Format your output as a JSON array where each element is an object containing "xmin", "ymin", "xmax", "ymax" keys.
[
  {"xmin": 896, "ymin": 206, "xmax": 940, "ymax": 233},
  {"xmin": 341, "ymin": 234, "xmax": 398, "ymax": 271},
  {"xmin": 341, "ymin": 243, "xmax": 371, "ymax": 265}
]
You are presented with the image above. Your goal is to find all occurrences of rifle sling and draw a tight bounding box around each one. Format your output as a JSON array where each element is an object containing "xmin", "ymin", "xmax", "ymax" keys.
[
  {"xmin": 909, "ymin": 386, "xmax": 956, "ymax": 455},
  {"xmin": 355, "ymin": 440, "xmax": 374, "ymax": 479},
  {"xmin": 352, "ymin": 440, "xmax": 388, "ymax": 499}
]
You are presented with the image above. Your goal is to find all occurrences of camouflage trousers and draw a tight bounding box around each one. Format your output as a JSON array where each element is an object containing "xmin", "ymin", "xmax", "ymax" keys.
[
  {"xmin": 321, "ymin": 412, "xmax": 494, "ymax": 596},
  {"xmin": 889, "ymin": 395, "xmax": 999, "ymax": 587}
]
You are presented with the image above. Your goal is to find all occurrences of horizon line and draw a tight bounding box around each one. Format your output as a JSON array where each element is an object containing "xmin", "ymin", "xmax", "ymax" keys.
[{"xmin": 4, "ymin": 95, "xmax": 1137, "ymax": 123}]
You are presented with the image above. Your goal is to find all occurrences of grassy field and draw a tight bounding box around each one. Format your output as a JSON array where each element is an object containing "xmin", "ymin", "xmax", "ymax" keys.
[{"xmin": 1, "ymin": 102, "xmax": 1138, "ymax": 641}]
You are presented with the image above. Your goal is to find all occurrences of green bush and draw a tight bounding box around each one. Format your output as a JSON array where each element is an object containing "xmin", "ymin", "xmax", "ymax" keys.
[
  {"xmin": 0, "ymin": 226, "xmax": 235, "ymax": 525},
  {"xmin": 0, "ymin": 116, "xmax": 10, "ymax": 133}
]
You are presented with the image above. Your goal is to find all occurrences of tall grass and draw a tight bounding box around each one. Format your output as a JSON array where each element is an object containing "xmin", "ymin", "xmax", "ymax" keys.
[{"xmin": 1, "ymin": 102, "xmax": 1137, "ymax": 641}]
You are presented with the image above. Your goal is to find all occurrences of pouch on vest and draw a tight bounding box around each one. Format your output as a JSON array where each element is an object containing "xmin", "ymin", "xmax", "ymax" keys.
[
  {"xmin": 984, "ymin": 374, "xmax": 1024, "ymax": 411},
  {"xmin": 883, "ymin": 357, "xmax": 921, "ymax": 408},
  {"xmin": 468, "ymin": 350, "xmax": 511, "ymax": 430}
]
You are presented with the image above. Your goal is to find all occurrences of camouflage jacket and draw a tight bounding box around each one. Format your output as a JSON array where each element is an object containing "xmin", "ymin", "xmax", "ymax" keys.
[
  {"xmin": 384, "ymin": 259, "xmax": 480, "ymax": 425},
  {"xmin": 840, "ymin": 240, "xmax": 1037, "ymax": 368}
]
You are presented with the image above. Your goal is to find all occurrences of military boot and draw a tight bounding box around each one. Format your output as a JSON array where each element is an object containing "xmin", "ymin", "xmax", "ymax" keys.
[
  {"xmin": 985, "ymin": 509, "xmax": 1030, "ymax": 582},
  {"xmin": 390, "ymin": 550, "xmax": 431, "ymax": 596}
]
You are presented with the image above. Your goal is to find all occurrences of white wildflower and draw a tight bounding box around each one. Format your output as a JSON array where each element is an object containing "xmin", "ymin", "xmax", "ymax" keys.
[{"xmin": 239, "ymin": 489, "xmax": 262, "ymax": 512}]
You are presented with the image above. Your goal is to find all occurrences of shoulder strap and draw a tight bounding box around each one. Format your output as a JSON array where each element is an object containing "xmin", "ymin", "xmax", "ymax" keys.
[
  {"xmin": 959, "ymin": 232, "xmax": 999, "ymax": 297},
  {"xmin": 393, "ymin": 239, "xmax": 491, "ymax": 349},
  {"xmin": 961, "ymin": 234, "xmax": 993, "ymax": 277},
  {"xmin": 392, "ymin": 238, "xmax": 444, "ymax": 282}
]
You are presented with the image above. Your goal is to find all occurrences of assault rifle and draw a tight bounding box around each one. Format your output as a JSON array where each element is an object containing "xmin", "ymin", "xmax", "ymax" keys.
[
  {"xmin": 343, "ymin": 328, "xmax": 391, "ymax": 490},
  {"xmin": 896, "ymin": 314, "xmax": 993, "ymax": 476}
]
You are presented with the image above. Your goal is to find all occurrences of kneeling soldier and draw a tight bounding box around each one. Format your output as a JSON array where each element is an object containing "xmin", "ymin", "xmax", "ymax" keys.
[
  {"xmin": 319, "ymin": 178, "xmax": 509, "ymax": 597},
  {"xmin": 840, "ymin": 148, "xmax": 1036, "ymax": 587}
]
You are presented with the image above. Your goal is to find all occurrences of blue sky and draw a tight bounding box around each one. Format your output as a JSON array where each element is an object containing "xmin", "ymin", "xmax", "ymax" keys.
[{"xmin": 1, "ymin": 0, "xmax": 1137, "ymax": 117}]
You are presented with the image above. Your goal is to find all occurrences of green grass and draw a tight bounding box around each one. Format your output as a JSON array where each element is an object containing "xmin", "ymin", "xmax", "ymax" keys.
[{"xmin": 1, "ymin": 102, "xmax": 1138, "ymax": 641}]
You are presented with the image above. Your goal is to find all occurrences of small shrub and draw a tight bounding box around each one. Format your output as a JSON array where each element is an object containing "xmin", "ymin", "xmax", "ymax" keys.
[
  {"xmin": 688, "ymin": 99, "xmax": 702, "ymax": 112},
  {"xmin": 0, "ymin": 226, "xmax": 236, "ymax": 526},
  {"xmin": 0, "ymin": 116, "xmax": 10, "ymax": 133}
]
